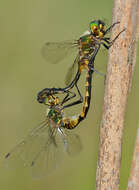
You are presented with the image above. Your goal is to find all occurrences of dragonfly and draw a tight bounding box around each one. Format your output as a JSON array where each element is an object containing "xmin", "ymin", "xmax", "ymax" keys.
[
  {"xmin": 38, "ymin": 57, "xmax": 94, "ymax": 129},
  {"xmin": 5, "ymin": 94, "xmax": 82, "ymax": 178},
  {"xmin": 5, "ymin": 54, "xmax": 96, "ymax": 178},
  {"xmin": 5, "ymin": 60, "xmax": 94, "ymax": 178},
  {"xmin": 38, "ymin": 20, "xmax": 125, "ymax": 108}
]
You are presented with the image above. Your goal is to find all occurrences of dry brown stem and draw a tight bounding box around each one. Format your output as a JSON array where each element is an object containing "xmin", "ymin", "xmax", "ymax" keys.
[{"xmin": 95, "ymin": 0, "xmax": 139, "ymax": 189}]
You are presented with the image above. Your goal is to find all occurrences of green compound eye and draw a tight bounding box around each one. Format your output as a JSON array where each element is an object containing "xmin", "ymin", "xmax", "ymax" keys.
[
  {"xmin": 90, "ymin": 20, "xmax": 99, "ymax": 34},
  {"xmin": 90, "ymin": 20, "xmax": 105, "ymax": 31},
  {"xmin": 89, "ymin": 20, "xmax": 105, "ymax": 36},
  {"xmin": 90, "ymin": 21, "xmax": 98, "ymax": 29},
  {"xmin": 90, "ymin": 21, "xmax": 98, "ymax": 31}
]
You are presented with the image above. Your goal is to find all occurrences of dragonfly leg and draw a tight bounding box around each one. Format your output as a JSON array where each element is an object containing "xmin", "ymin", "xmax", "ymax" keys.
[
  {"xmin": 110, "ymin": 28, "xmax": 126, "ymax": 45},
  {"xmin": 101, "ymin": 42, "xmax": 110, "ymax": 49},
  {"xmin": 61, "ymin": 92, "xmax": 70, "ymax": 105},
  {"xmin": 102, "ymin": 28, "xmax": 126, "ymax": 49},
  {"xmin": 61, "ymin": 91, "xmax": 76, "ymax": 105},
  {"xmin": 102, "ymin": 38, "xmax": 111, "ymax": 44},
  {"xmin": 62, "ymin": 83, "xmax": 83, "ymax": 110},
  {"xmin": 105, "ymin": 21, "xmax": 120, "ymax": 34},
  {"xmin": 89, "ymin": 66, "xmax": 105, "ymax": 77}
]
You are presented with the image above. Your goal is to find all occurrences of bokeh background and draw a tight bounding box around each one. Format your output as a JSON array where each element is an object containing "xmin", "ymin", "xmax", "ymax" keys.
[{"xmin": 0, "ymin": 0, "xmax": 139, "ymax": 189}]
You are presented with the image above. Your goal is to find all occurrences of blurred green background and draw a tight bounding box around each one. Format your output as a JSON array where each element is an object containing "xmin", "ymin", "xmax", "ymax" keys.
[{"xmin": 0, "ymin": 0, "xmax": 139, "ymax": 189}]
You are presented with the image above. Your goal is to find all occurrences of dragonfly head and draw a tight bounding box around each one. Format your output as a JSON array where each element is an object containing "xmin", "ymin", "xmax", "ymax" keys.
[
  {"xmin": 90, "ymin": 20, "xmax": 105, "ymax": 38},
  {"xmin": 44, "ymin": 95, "xmax": 59, "ymax": 106},
  {"xmin": 37, "ymin": 89, "xmax": 60, "ymax": 106}
]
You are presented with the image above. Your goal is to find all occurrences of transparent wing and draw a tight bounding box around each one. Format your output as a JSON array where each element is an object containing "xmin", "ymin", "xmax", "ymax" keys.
[
  {"xmin": 30, "ymin": 125, "xmax": 65, "ymax": 178},
  {"xmin": 64, "ymin": 54, "xmax": 79, "ymax": 85},
  {"xmin": 5, "ymin": 120, "xmax": 65, "ymax": 178},
  {"xmin": 5, "ymin": 120, "xmax": 50, "ymax": 169},
  {"xmin": 41, "ymin": 40, "xmax": 78, "ymax": 64},
  {"xmin": 62, "ymin": 128, "xmax": 82, "ymax": 157}
]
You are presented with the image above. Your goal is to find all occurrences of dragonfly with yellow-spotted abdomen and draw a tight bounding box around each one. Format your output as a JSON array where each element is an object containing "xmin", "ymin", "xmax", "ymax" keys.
[
  {"xmin": 38, "ymin": 20, "xmax": 125, "ymax": 110},
  {"xmin": 4, "ymin": 93, "xmax": 83, "ymax": 178}
]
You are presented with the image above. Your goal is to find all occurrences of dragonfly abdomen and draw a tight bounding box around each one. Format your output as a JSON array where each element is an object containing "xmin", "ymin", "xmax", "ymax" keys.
[{"xmin": 63, "ymin": 60, "xmax": 93, "ymax": 130}]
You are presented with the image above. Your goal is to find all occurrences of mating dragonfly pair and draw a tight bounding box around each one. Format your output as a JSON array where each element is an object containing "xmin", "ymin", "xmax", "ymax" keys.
[{"xmin": 5, "ymin": 20, "xmax": 124, "ymax": 177}]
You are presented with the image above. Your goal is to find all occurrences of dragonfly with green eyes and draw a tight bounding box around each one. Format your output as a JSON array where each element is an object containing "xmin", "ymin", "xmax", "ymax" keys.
[
  {"xmin": 5, "ymin": 94, "xmax": 82, "ymax": 178},
  {"xmin": 38, "ymin": 20, "xmax": 125, "ymax": 109},
  {"xmin": 4, "ymin": 57, "xmax": 95, "ymax": 177},
  {"xmin": 5, "ymin": 20, "xmax": 125, "ymax": 178},
  {"xmin": 42, "ymin": 20, "xmax": 117, "ymax": 85},
  {"xmin": 5, "ymin": 57, "xmax": 95, "ymax": 178}
]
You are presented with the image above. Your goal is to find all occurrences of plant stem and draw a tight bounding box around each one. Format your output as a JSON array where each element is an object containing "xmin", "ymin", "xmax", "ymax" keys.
[{"xmin": 95, "ymin": 0, "xmax": 139, "ymax": 189}]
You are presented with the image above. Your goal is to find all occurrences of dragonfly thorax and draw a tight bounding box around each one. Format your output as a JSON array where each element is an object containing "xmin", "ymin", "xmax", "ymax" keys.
[
  {"xmin": 78, "ymin": 34, "xmax": 97, "ymax": 57},
  {"xmin": 48, "ymin": 107, "xmax": 63, "ymax": 125}
]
